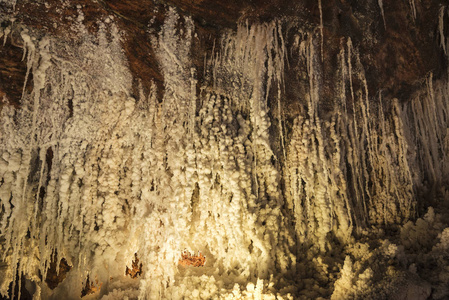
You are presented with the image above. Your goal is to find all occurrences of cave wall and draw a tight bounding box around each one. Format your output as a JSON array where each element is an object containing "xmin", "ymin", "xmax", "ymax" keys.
[{"xmin": 0, "ymin": 0, "xmax": 449, "ymax": 299}]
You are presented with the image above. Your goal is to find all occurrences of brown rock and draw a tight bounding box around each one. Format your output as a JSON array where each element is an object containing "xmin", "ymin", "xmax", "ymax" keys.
[
  {"xmin": 45, "ymin": 257, "xmax": 72, "ymax": 290},
  {"xmin": 0, "ymin": 0, "xmax": 446, "ymax": 111}
]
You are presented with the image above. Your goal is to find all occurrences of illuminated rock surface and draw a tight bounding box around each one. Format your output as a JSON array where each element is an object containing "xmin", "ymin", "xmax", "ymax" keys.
[{"xmin": 0, "ymin": 0, "xmax": 449, "ymax": 299}]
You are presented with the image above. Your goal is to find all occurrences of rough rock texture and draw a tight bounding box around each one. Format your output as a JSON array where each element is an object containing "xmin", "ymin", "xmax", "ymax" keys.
[
  {"xmin": 0, "ymin": 0, "xmax": 446, "ymax": 107},
  {"xmin": 45, "ymin": 258, "xmax": 72, "ymax": 290},
  {"xmin": 1, "ymin": 0, "xmax": 449, "ymax": 299},
  {"xmin": 0, "ymin": 31, "xmax": 32, "ymax": 107},
  {"xmin": 368, "ymin": 271, "xmax": 432, "ymax": 300}
]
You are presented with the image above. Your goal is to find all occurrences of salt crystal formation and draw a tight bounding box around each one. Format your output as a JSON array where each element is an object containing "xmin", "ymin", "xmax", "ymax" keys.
[{"xmin": 0, "ymin": 4, "xmax": 449, "ymax": 300}]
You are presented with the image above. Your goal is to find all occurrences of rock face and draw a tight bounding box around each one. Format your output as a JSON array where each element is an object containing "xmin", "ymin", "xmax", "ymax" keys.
[
  {"xmin": 0, "ymin": 0, "xmax": 449, "ymax": 299},
  {"xmin": 0, "ymin": 0, "xmax": 446, "ymax": 106},
  {"xmin": 0, "ymin": 31, "xmax": 32, "ymax": 107},
  {"xmin": 45, "ymin": 258, "xmax": 72, "ymax": 290}
]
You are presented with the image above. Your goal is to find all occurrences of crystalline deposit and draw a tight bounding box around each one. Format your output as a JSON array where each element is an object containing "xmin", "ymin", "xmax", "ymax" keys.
[{"xmin": 1, "ymin": 5, "xmax": 449, "ymax": 300}]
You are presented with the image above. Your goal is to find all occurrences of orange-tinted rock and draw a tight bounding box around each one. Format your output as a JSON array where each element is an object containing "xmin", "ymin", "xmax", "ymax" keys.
[
  {"xmin": 178, "ymin": 250, "xmax": 206, "ymax": 267},
  {"xmin": 81, "ymin": 275, "xmax": 102, "ymax": 298},
  {"xmin": 125, "ymin": 253, "xmax": 143, "ymax": 279}
]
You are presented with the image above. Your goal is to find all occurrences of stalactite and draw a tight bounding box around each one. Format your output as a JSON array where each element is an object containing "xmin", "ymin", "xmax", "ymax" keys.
[
  {"xmin": 378, "ymin": 0, "xmax": 387, "ymax": 29},
  {"xmin": 439, "ymin": 7, "xmax": 446, "ymax": 56},
  {"xmin": 318, "ymin": 0, "xmax": 324, "ymax": 62},
  {"xmin": 409, "ymin": 0, "xmax": 417, "ymax": 20},
  {"xmin": 1, "ymin": 4, "xmax": 449, "ymax": 299}
]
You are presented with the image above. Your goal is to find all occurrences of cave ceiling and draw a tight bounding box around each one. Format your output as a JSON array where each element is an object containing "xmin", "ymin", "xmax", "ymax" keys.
[{"xmin": 0, "ymin": 0, "xmax": 447, "ymax": 111}]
